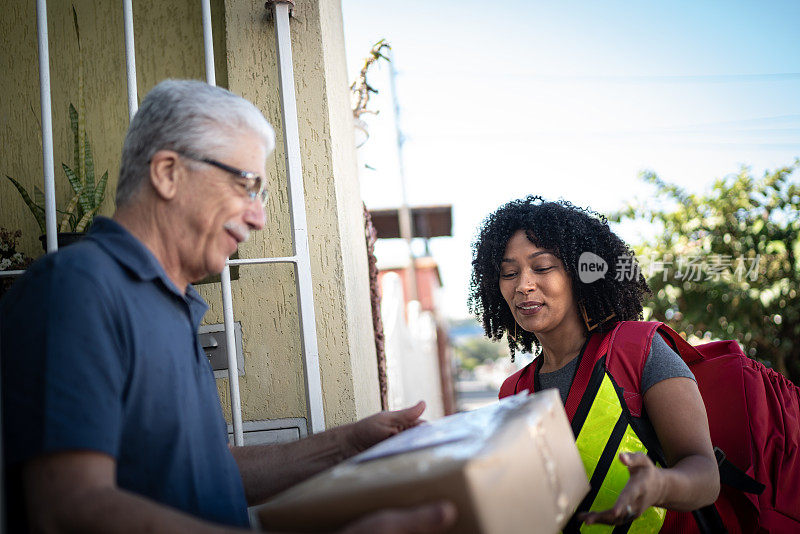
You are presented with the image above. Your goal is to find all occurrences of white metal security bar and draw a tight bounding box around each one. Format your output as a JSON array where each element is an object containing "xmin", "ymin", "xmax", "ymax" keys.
[
  {"xmin": 219, "ymin": 270, "xmax": 245, "ymax": 444},
  {"xmin": 37, "ymin": 0, "xmax": 58, "ymax": 253},
  {"xmin": 198, "ymin": 0, "xmax": 326, "ymax": 442},
  {"xmin": 197, "ymin": 0, "xmax": 329, "ymax": 440},
  {"xmin": 122, "ymin": 0, "xmax": 137, "ymax": 120},
  {"xmin": 201, "ymin": 0, "xmax": 215, "ymax": 85},
  {"xmin": 198, "ymin": 0, "xmax": 246, "ymax": 447},
  {"xmin": 269, "ymin": 0, "xmax": 326, "ymax": 435}
]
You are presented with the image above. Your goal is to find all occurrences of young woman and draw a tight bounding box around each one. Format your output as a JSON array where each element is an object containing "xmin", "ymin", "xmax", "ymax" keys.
[{"xmin": 468, "ymin": 196, "xmax": 720, "ymax": 532}]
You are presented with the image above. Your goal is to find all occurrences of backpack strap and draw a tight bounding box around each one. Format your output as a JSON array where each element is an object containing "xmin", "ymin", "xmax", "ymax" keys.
[
  {"xmin": 714, "ymin": 447, "xmax": 764, "ymax": 495},
  {"xmin": 603, "ymin": 321, "xmax": 662, "ymax": 417},
  {"xmin": 650, "ymin": 323, "xmax": 706, "ymax": 365},
  {"xmin": 563, "ymin": 331, "xmax": 607, "ymax": 420},
  {"xmin": 599, "ymin": 320, "xmax": 712, "ymax": 417}
]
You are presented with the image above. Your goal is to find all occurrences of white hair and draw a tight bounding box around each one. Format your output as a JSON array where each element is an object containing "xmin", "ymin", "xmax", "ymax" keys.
[{"xmin": 116, "ymin": 79, "xmax": 275, "ymax": 206}]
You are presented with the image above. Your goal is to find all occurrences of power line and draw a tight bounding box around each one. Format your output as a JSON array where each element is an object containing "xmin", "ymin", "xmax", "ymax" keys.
[{"xmin": 399, "ymin": 71, "xmax": 800, "ymax": 84}]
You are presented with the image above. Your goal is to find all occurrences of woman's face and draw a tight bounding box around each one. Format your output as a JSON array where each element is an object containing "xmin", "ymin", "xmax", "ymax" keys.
[{"xmin": 498, "ymin": 230, "xmax": 582, "ymax": 338}]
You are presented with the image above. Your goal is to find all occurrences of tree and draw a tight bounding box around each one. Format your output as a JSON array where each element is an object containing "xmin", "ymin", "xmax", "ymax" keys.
[
  {"xmin": 615, "ymin": 160, "xmax": 800, "ymax": 383},
  {"xmin": 453, "ymin": 336, "xmax": 507, "ymax": 372}
]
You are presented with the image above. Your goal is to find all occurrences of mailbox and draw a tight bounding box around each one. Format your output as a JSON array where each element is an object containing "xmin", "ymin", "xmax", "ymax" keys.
[{"xmin": 198, "ymin": 322, "xmax": 245, "ymax": 378}]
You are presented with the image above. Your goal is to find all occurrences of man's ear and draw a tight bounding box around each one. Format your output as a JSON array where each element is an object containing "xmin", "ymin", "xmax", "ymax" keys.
[{"xmin": 149, "ymin": 150, "xmax": 182, "ymax": 201}]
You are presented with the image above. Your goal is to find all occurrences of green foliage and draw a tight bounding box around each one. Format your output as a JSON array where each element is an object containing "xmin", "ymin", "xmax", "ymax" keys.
[
  {"xmin": 59, "ymin": 103, "xmax": 108, "ymax": 232},
  {"xmin": 453, "ymin": 336, "xmax": 507, "ymax": 372},
  {"xmin": 615, "ymin": 161, "xmax": 800, "ymax": 383},
  {"xmin": 4, "ymin": 6, "xmax": 108, "ymax": 235},
  {"xmin": 5, "ymin": 176, "xmax": 46, "ymax": 233},
  {"xmin": 4, "ymin": 104, "xmax": 108, "ymax": 235}
]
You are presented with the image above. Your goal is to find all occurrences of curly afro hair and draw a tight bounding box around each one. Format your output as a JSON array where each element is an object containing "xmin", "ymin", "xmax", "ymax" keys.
[{"xmin": 468, "ymin": 196, "xmax": 651, "ymax": 360}]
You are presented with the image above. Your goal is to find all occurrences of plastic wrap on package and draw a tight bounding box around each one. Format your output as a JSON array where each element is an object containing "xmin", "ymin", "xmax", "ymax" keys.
[{"xmin": 256, "ymin": 389, "xmax": 589, "ymax": 534}]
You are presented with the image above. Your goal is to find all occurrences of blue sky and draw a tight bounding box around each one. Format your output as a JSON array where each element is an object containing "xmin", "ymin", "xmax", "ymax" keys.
[{"xmin": 342, "ymin": 0, "xmax": 800, "ymax": 319}]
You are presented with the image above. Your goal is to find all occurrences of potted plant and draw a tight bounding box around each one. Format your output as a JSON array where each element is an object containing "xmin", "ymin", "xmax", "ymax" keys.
[
  {"xmin": 6, "ymin": 103, "xmax": 108, "ymax": 251},
  {"xmin": 4, "ymin": 7, "xmax": 108, "ymax": 251}
]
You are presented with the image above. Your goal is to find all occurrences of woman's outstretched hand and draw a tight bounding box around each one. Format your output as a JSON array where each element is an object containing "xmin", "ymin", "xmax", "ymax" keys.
[{"xmin": 578, "ymin": 452, "xmax": 665, "ymax": 526}]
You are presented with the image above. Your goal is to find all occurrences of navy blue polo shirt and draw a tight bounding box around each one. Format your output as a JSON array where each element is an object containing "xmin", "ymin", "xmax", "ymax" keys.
[{"xmin": 1, "ymin": 217, "xmax": 249, "ymax": 528}]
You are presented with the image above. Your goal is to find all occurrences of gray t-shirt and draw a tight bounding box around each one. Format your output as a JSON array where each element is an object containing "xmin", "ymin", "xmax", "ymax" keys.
[{"xmin": 538, "ymin": 334, "xmax": 695, "ymax": 406}]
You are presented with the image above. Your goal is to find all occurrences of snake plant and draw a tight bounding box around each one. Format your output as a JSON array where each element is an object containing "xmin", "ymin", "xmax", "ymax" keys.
[{"xmin": 5, "ymin": 6, "xmax": 107, "ymax": 235}]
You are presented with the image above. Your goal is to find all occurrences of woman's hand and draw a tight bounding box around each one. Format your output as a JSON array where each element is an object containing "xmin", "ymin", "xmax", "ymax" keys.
[
  {"xmin": 581, "ymin": 376, "xmax": 720, "ymax": 526},
  {"xmin": 578, "ymin": 452, "xmax": 666, "ymax": 525}
]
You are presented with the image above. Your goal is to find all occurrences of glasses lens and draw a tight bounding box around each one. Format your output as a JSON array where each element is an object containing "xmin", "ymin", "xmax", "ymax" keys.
[{"xmin": 254, "ymin": 176, "xmax": 268, "ymax": 207}]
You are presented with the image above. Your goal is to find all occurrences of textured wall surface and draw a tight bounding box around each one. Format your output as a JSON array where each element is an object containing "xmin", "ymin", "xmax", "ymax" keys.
[
  {"xmin": 0, "ymin": 0, "xmax": 223, "ymax": 251},
  {"xmin": 1, "ymin": 0, "xmax": 379, "ymax": 429},
  {"xmin": 218, "ymin": 0, "xmax": 380, "ymax": 426},
  {"xmin": 1, "ymin": 1, "xmax": 127, "ymax": 252},
  {"xmin": 318, "ymin": 0, "xmax": 382, "ymax": 420}
]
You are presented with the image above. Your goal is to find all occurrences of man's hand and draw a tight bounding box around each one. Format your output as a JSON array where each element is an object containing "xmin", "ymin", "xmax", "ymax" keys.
[
  {"xmin": 340, "ymin": 501, "xmax": 457, "ymax": 534},
  {"xmin": 234, "ymin": 401, "xmax": 428, "ymax": 503},
  {"xmin": 340, "ymin": 401, "xmax": 427, "ymax": 458},
  {"xmin": 23, "ymin": 451, "xmax": 247, "ymax": 533}
]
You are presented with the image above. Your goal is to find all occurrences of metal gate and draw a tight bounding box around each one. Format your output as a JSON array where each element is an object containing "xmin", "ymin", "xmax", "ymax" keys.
[{"xmin": 6, "ymin": 0, "xmax": 326, "ymax": 450}]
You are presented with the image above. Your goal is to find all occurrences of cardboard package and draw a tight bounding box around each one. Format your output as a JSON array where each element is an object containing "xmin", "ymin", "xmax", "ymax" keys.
[{"xmin": 256, "ymin": 389, "xmax": 589, "ymax": 533}]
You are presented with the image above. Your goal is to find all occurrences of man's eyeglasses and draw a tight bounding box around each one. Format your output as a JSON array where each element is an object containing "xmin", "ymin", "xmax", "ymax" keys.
[{"xmin": 178, "ymin": 151, "xmax": 268, "ymax": 206}]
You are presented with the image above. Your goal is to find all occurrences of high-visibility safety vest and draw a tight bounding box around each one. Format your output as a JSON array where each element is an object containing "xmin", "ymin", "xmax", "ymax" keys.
[{"xmin": 500, "ymin": 333, "xmax": 668, "ymax": 533}]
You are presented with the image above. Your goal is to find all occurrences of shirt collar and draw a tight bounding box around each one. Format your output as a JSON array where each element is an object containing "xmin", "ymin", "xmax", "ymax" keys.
[{"xmin": 86, "ymin": 217, "xmax": 208, "ymax": 317}]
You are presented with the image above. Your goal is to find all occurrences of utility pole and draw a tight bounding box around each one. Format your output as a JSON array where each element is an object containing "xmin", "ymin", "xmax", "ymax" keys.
[{"xmin": 388, "ymin": 48, "xmax": 418, "ymax": 302}]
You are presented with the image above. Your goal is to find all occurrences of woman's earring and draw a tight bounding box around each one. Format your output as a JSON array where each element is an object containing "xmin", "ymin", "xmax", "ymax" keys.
[
  {"xmin": 579, "ymin": 301, "xmax": 616, "ymax": 332},
  {"xmin": 508, "ymin": 321, "xmax": 517, "ymax": 342},
  {"xmin": 508, "ymin": 322, "xmax": 518, "ymax": 363}
]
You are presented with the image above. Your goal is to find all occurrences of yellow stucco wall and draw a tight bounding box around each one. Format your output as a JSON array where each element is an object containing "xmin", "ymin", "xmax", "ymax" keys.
[
  {"xmin": 214, "ymin": 0, "xmax": 381, "ymax": 426},
  {"xmin": 318, "ymin": 0, "xmax": 382, "ymax": 420},
  {"xmin": 1, "ymin": 0, "xmax": 225, "ymax": 250},
  {"xmin": 0, "ymin": 0, "xmax": 379, "ymax": 429}
]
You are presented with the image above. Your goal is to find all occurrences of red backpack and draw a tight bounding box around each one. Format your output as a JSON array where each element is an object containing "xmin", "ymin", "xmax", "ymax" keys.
[{"xmin": 499, "ymin": 321, "xmax": 800, "ymax": 533}]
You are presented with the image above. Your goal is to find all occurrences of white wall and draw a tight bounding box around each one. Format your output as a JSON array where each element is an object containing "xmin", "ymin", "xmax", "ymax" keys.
[{"xmin": 381, "ymin": 272, "xmax": 444, "ymax": 419}]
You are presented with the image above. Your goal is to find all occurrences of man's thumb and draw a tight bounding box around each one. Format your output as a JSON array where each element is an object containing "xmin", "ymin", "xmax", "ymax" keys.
[{"xmin": 398, "ymin": 400, "xmax": 426, "ymax": 422}]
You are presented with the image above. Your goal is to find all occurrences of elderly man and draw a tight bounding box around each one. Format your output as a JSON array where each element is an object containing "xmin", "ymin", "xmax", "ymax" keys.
[{"xmin": 1, "ymin": 80, "xmax": 455, "ymax": 533}]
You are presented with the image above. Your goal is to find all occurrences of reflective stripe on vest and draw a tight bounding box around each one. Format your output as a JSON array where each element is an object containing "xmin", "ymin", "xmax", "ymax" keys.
[{"xmin": 571, "ymin": 370, "xmax": 666, "ymax": 533}]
